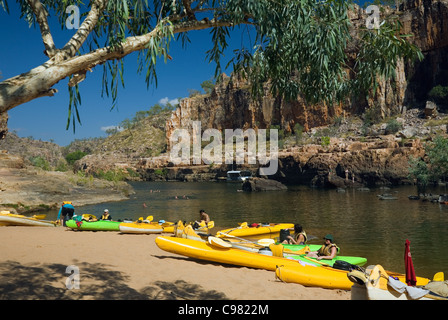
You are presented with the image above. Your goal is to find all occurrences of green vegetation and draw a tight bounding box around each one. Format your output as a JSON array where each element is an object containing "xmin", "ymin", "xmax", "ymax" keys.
[
  {"xmin": 94, "ymin": 169, "xmax": 128, "ymax": 182},
  {"xmin": 29, "ymin": 156, "xmax": 50, "ymax": 171},
  {"xmin": 385, "ymin": 118, "xmax": 402, "ymax": 134},
  {"xmin": 200, "ymin": 78, "xmax": 216, "ymax": 95},
  {"xmin": 408, "ymin": 135, "xmax": 448, "ymax": 189},
  {"xmin": 154, "ymin": 168, "xmax": 168, "ymax": 176},
  {"xmin": 65, "ymin": 150, "xmax": 87, "ymax": 165},
  {"xmin": 428, "ymin": 85, "xmax": 448, "ymax": 105},
  {"xmin": 321, "ymin": 136, "xmax": 331, "ymax": 147}
]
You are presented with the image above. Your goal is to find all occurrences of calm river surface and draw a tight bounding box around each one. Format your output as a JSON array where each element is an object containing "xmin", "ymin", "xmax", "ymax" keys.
[{"xmin": 46, "ymin": 181, "xmax": 448, "ymax": 279}]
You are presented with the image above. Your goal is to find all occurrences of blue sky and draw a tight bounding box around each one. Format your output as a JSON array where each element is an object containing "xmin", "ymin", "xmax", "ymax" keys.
[{"xmin": 1, "ymin": 1, "xmax": 371, "ymax": 146}]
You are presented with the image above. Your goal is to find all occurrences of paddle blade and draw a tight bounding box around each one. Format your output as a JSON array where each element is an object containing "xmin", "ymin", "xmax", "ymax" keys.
[
  {"xmin": 32, "ymin": 214, "xmax": 47, "ymax": 220},
  {"xmin": 257, "ymin": 239, "xmax": 275, "ymax": 247},
  {"xmin": 208, "ymin": 236, "xmax": 232, "ymax": 248}
]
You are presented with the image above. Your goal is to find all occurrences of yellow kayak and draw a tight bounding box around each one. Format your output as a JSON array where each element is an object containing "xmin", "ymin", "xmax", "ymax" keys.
[
  {"xmin": 275, "ymin": 265, "xmax": 359, "ymax": 290},
  {"xmin": 119, "ymin": 221, "xmax": 164, "ymax": 234},
  {"xmin": 155, "ymin": 235, "xmax": 364, "ymax": 290},
  {"xmin": 217, "ymin": 222, "xmax": 294, "ymax": 238},
  {"xmin": 349, "ymin": 265, "xmax": 434, "ymax": 300},
  {"xmin": 155, "ymin": 235, "xmax": 300, "ymax": 271},
  {"xmin": 0, "ymin": 211, "xmax": 57, "ymax": 227},
  {"xmin": 119, "ymin": 215, "xmax": 175, "ymax": 234}
]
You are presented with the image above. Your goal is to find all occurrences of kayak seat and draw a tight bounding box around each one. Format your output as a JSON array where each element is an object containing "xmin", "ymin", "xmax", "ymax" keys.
[{"xmin": 269, "ymin": 243, "xmax": 284, "ymax": 257}]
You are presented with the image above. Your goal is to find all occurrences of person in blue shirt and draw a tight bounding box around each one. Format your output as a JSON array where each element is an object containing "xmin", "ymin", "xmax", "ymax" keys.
[{"xmin": 57, "ymin": 201, "xmax": 75, "ymax": 226}]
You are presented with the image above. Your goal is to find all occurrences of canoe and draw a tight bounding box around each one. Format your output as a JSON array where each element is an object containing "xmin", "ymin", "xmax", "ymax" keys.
[
  {"xmin": 217, "ymin": 222, "xmax": 294, "ymax": 238},
  {"xmin": 155, "ymin": 235, "xmax": 303, "ymax": 271},
  {"xmin": 155, "ymin": 236, "xmax": 367, "ymax": 290},
  {"xmin": 127, "ymin": 216, "xmax": 176, "ymax": 233},
  {"xmin": 66, "ymin": 219, "xmax": 120, "ymax": 231},
  {"xmin": 349, "ymin": 264, "xmax": 441, "ymax": 300},
  {"xmin": 119, "ymin": 221, "xmax": 164, "ymax": 234},
  {"xmin": 0, "ymin": 211, "xmax": 56, "ymax": 227},
  {"xmin": 280, "ymin": 244, "xmax": 367, "ymax": 267},
  {"xmin": 172, "ymin": 225, "xmax": 367, "ymax": 267}
]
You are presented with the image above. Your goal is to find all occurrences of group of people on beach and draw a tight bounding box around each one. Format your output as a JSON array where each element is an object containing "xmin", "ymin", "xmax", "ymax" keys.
[
  {"xmin": 57, "ymin": 201, "xmax": 335, "ymax": 261},
  {"xmin": 57, "ymin": 201, "xmax": 112, "ymax": 226}
]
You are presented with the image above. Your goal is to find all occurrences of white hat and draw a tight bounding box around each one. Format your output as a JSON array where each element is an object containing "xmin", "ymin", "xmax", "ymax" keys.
[{"xmin": 104, "ymin": 209, "xmax": 109, "ymax": 212}]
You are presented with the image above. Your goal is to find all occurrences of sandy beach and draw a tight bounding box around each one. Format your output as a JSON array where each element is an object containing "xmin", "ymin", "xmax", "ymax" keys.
[{"xmin": 0, "ymin": 225, "xmax": 350, "ymax": 301}]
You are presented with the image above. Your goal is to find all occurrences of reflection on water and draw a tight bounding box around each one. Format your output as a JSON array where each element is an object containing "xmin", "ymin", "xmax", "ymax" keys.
[{"xmin": 46, "ymin": 181, "xmax": 448, "ymax": 279}]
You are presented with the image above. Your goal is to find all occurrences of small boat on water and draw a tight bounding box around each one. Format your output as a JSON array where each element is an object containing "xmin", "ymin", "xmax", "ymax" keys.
[
  {"xmin": 226, "ymin": 170, "xmax": 252, "ymax": 182},
  {"xmin": 217, "ymin": 222, "xmax": 294, "ymax": 238},
  {"xmin": 0, "ymin": 211, "xmax": 56, "ymax": 227},
  {"xmin": 348, "ymin": 264, "xmax": 446, "ymax": 300}
]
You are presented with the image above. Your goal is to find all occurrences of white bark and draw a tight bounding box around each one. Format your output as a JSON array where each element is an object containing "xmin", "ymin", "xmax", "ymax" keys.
[{"xmin": 0, "ymin": 18, "xmax": 234, "ymax": 114}]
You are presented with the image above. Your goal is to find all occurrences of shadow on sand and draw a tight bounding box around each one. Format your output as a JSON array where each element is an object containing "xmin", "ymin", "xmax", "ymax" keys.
[{"xmin": 0, "ymin": 261, "xmax": 228, "ymax": 300}]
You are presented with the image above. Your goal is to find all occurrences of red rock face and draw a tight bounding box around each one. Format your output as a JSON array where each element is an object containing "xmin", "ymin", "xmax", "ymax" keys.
[{"xmin": 165, "ymin": 1, "xmax": 448, "ymax": 145}]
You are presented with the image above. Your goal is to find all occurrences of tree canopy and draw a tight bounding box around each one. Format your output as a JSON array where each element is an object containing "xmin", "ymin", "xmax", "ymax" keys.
[{"xmin": 0, "ymin": 0, "xmax": 423, "ymax": 136}]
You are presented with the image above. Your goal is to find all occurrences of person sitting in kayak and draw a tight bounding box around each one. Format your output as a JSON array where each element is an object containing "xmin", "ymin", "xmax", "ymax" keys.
[
  {"xmin": 199, "ymin": 209, "xmax": 210, "ymax": 224},
  {"xmin": 282, "ymin": 224, "xmax": 307, "ymax": 245},
  {"xmin": 99, "ymin": 209, "xmax": 112, "ymax": 221},
  {"xmin": 57, "ymin": 201, "xmax": 75, "ymax": 226},
  {"xmin": 307, "ymin": 234, "xmax": 339, "ymax": 260}
]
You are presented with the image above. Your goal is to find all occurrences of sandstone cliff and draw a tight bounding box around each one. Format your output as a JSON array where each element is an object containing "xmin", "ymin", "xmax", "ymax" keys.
[{"xmin": 166, "ymin": 0, "xmax": 448, "ymax": 143}]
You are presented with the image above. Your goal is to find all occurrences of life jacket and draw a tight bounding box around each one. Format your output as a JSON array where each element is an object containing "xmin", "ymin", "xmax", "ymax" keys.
[
  {"xmin": 317, "ymin": 243, "xmax": 339, "ymax": 257},
  {"xmin": 100, "ymin": 213, "xmax": 111, "ymax": 220},
  {"xmin": 294, "ymin": 231, "xmax": 307, "ymax": 244}
]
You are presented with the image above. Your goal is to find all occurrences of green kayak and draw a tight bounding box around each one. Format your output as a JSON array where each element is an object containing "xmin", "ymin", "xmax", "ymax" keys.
[
  {"xmin": 281, "ymin": 243, "xmax": 367, "ymax": 267},
  {"xmin": 66, "ymin": 219, "xmax": 120, "ymax": 231}
]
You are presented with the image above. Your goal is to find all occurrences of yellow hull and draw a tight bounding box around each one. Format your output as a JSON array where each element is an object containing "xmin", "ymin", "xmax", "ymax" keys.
[
  {"xmin": 217, "ymin": 223, "xmax": 293, "ymax": 237},
  {"xmin": 119, "ymin": 222, "xmax": 164, "ymax": 234},
  {"xmin": 155, "ymin": 236, "xmax": 300, "ymax": 271},
  {"xmin": 155, "ymin": 236, "xmax": 362, "ymax": 290},
  {"xmin": 275, "ymin": 265, "xmax": 355, "ymax": 290}
]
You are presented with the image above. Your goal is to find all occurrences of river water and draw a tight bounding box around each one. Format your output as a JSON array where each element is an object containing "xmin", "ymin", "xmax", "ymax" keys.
[{"xmin": 45, "ymin": 181, "xmax": 448, "ymax": 279}]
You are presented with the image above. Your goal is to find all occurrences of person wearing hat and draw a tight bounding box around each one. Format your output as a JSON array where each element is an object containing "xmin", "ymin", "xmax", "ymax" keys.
[
  {"xmin": 99, "ymin": 209, "xmax": 112, "ymax": 221},
  {"xmin": 307, "ymin": 234, "xmax": 339, "ymax": 260}
]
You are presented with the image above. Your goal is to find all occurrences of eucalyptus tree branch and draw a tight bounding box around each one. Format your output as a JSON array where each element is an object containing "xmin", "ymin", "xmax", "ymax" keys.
[
  {"xmin": 59, "ymin": 0, "xmax": 109, "ymax": 59},
  {"xmin": 26, "ymin": 0, "xmax": 57, "ymax": 57},
  {"xmin": 0, "ymin": 16, "xmax": 241, "ymax": 113}
]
